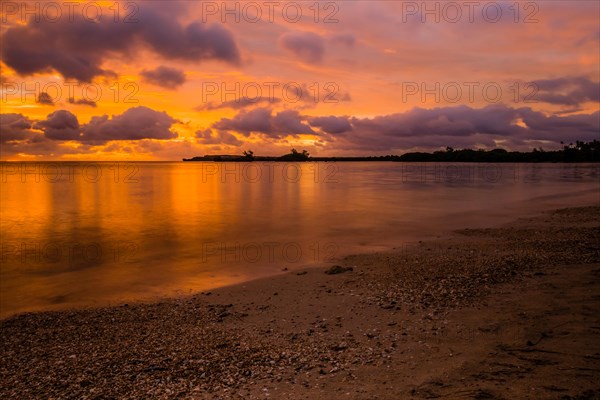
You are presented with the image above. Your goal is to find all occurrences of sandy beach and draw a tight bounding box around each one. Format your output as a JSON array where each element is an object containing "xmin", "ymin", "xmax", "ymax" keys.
[{"xmin": 1, "ymin": 205, "xmax": 599, "ymax": 399}]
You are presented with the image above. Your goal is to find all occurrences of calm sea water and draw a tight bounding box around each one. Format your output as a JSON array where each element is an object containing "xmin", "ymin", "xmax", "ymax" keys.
[{"xmin": 1, "ymin": 162, "xmax": 598, "ymax": 317}]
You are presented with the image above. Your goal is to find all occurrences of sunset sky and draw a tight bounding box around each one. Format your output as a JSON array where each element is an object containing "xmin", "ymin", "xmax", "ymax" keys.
[{"xmin": 1, "ymin": 0, "xmax": 598, "ymax": 160}]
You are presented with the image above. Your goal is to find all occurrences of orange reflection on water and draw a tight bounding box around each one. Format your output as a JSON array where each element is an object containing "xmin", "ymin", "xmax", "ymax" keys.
[{"xmin": 1, "ymin": 162, "xmax": 599, "ymax": 318}]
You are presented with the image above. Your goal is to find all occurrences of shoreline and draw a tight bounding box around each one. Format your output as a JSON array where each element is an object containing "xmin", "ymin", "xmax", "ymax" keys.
[{"xmin": 1, "ymin": 205, "xmax": 599, "ymax": 399}]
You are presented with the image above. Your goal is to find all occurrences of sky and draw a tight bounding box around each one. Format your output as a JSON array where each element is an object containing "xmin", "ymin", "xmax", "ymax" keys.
[{"xmin": 1, "ymin": 0, "xmax": 599, "ymax": 160}]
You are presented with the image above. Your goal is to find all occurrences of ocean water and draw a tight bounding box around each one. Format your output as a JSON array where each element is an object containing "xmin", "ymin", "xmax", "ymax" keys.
[{"xmin": 1, "ymin": 162, "xmax": 598, "ymax": 317}]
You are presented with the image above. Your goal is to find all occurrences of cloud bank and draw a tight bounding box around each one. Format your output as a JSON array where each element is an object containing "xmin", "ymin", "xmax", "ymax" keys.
[{"xmin": 1, "ymin": 3, "xmax": 240, "ymax": 81}]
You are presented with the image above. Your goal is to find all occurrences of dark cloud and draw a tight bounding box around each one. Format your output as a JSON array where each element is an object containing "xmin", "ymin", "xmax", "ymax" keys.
[
  {"xmin": 68, "ymin": 97, "xmax": 97, "ymax": 107},
  {"xmin": 1, "ymin": 3, "xmax": 240, "ymax": 82},
  {"xmin": 26, "ymin": 106, "xmax": 179, "ymax": 143},
  {"xmin": 213, "ymin": 108, "xmax": 272, "ymax": 136},
  {"xmin": 279, "ymin": 31, "xmax": 325, "ymax": 63},
  {"xmin": 37, "ymin": 92, "xmax": 54, "ymax": 105},
  {"xmin": 212, "ymin": 108, "xmax": 314, "ymax": 138},
  {"xmin": 82, "ymin": 106, "xmax": 179, "ymax": 142},
  {"xmin": 212, "ymin": 104, "xmax": 599, "ymax": 151},
  {"xmin": 141, "ymin": 66, "xmax": 186, "ymax": 89},
  {"xmin": 349, "ymin": 105, "xmax": 521, "ymax": 138},
  {"xmin": 531, "ymin": 76, "xmax": 600, "ymax": 106},
  {"xmin": 0, "ymin": 113, "xmax": 39, "ymax": 143},
  {"xmin": 308, "ymin": 116, "xmax": 352, "ymax": 134},
  {"xmin": 272, "ymin": 110, "xmax": 315, "ymax": 135},
  {"xmin": 338, "ymin": 105, "xmax": 600, "ymax": 151},
  {"xmin": 3, "ymin": 104, "xmax": 598, "ymax": 157},
  {"xmin": 35, "ymin": 110, "xmax": 81, "ymax": 140},
  {"xmin": 0, "ymin": 137, "xmax": 68, "ymax": 159},
  {"xmin": 197, "ymin": 96, "xmax": 281, "ymax": 111},
  {"xmin": 295, "ymin": 83, "xmax": 351, "ymax": 105},
  {"xmin": 519, "ymin": 108, "xmax": 599, "ymax": 138},
  {"xmin": 196, "ymin": 129, "xmax": 243, "ymax": 146}
]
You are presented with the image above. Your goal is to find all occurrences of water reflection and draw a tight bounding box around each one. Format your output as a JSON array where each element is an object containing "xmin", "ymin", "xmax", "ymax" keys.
[{"xmin": 1, "ymin": 162, "xmax": 598, "ymax": 317}]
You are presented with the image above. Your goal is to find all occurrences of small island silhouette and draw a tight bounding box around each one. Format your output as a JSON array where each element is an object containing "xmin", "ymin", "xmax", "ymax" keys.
[{"xmin": 184, "ymin": 140, "xmax": 599, "ymax": 163}]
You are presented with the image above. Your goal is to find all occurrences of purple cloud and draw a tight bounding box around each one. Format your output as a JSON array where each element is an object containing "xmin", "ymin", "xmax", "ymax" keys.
[
  {"xmin": 68, "ymin": 98, "xmax": 97, "ymax": 107},
  {"xmin": 141, "ymin": 66, "xmax": 186, "ymax": 89},
  {"xmin": 213, "ymin": 108, "xmax": 314, "ymax": 138},
  {"xmin": 212, "ymin": 104, "xmax": 599, "ymax": 151},
  {"xmin": 35, "ymin": 110, "xmax": 80, "ymax": 140},
  {"xmin": 23, "ymin": 107, "xmax": 179, "ymax": 143},
  {"xmin": 196, "ymin": 129, "xmax": 243, "ymax": 146},
  {"xmin": 279, "ymin": 31, "xmax": 325, "ymax": 63},
  {"xmin": 273, "ymin": 110, "xmax": 316, "ymax": 135},
  {"xmin": 531, "ymin": 76, "xmax": 599, "ymax": 106},
  {"xmin": 197, "ymin": 96, "xmax": 281, "ymax": 111},
  {"xmin": 1, "ymin": 3, "xmax": 240, "ymax": 82},
  {"xmin": 37, "ymin": 92, "xmax": 54, "ymax": 106},
  {"xmin": 308, "ymin": 116, "xmax": 352, "ymax": 134},
  {"xmin": 82, "ymin": 106, "xmax": 179, "ymax": 142},
  {"xmin": 0, "ymin": 114, "xmax": 38, "ymax": 143},
  {"xmin": 337, "ymin": 105, "xmax": 600, "ymax": 151}
]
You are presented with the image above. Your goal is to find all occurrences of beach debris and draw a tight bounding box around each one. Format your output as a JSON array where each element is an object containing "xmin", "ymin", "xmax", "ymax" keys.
[
  {"xmin": 324, "ymin": 265, "xmax": 354, "ymax": 275},
  {"xmin": 331, "ymin": 342, "xmax": 348, "ymax": 351},
  {"xmin": 1, "ymin": 206, "xmax": 598, "ymax": 399}
]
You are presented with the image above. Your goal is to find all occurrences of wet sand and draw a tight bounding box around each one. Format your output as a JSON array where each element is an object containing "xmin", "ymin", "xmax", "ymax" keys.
[{"xmin": 1, "ymin": 206, "xmax": 599, "ymax": 399}]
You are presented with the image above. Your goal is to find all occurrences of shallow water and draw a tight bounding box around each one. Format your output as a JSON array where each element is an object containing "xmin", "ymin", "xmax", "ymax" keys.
[{"xmin": 1, "ymin": 162, "xmax": 598, "ymax": 317}]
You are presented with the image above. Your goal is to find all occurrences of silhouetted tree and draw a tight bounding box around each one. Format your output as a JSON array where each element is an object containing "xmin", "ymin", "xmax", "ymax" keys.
[{"xmin": 281, "ymin": 148, "xmax": 310, "ymax": 161}]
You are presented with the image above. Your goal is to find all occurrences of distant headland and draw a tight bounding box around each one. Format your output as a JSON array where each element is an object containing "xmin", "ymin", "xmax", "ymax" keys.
[{"xmin": 183, "ymin": 141, "xmax": 600, "ymax": 163}]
